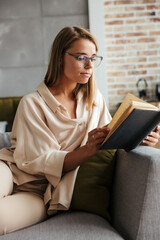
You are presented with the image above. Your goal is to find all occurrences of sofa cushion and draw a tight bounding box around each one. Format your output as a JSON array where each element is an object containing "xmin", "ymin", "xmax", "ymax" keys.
[
  {"xmin": 70, "ymin": 149, "xmax": 117, "ymax": 221},
  {"xmin": 0, "ymin": 132, "xmax": 11, "ymax": 149},
  {"xmin": 0, "ymin": 211, "xmax": 124, "ymax": 240},
  {"xmin": 0, "ymin": 97, "xmax": 21, "ymax": 132},
  {"xmin": 0, "ymin": 121, "xmax": 8, "ymax": 133}
]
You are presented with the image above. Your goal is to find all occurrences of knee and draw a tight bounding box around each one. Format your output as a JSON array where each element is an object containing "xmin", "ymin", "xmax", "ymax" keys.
[{"xmin": 0, "ymin": 161, "xmax": 13, "ymax": 198}]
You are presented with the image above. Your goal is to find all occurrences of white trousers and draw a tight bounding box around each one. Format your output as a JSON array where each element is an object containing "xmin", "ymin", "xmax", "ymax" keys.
[{"xmin": 0, "ymin": 161, "xmax": 47, "ymax": 235}]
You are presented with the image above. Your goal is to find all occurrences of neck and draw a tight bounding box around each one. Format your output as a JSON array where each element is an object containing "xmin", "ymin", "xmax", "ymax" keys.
[{"xmin": 49, "ymin": 82, "xmax": 77, "ymax": 99}]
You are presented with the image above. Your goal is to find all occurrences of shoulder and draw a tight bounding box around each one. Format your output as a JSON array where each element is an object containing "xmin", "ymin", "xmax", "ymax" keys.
[
  {"xmin": 17, "ymin": 91, "xmax": 45, "ymax": 117},
  {"xmin": 19, "ymin": 91, "xmax": 42, "ymax": 107}
]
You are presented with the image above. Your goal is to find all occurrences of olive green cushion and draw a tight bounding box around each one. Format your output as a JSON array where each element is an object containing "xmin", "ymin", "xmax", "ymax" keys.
[
  {"xmin": 0, "ymin": 97, "xmax": 22, "ymax": 132},
  {"xmin": 70, "ymin": 149, "xmax": 117, "ymax": 221}
]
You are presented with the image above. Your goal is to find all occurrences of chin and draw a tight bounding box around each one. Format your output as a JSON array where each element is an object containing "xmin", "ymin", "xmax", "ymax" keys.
[{"xmin": 78, "ymin": 77, "xmax": 90, "ymax": 84}]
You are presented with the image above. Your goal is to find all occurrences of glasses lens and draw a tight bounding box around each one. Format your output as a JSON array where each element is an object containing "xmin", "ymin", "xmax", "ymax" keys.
[
  {"xmin": 81, "ymin": 56, "xmax": 88, "ymax": 64},
  {"xmin": 77, "ymin": 55, "xmax": 103, "ymax": 67},
  {"xmin": 94, "ymin": 56, "xmax": 103, "ymax": 67}
]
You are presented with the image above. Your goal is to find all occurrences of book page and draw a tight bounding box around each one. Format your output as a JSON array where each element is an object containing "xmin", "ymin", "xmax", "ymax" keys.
[
  {"xmin": 132, "ymin": 101, "xmax": 158, "ymax": 110},
  {"xmin": 103, "ymin": 93, "xmax": 158, "ymax": 143}
]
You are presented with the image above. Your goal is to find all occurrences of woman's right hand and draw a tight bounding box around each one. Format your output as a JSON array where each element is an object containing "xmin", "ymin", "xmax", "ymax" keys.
[
  {"xmin": 86, "ymin": 127, "xmax": 110, "ymax": 155},
  {"xmin": 63, "ymin": 127, "xmax": 110, "ymax": 173}
]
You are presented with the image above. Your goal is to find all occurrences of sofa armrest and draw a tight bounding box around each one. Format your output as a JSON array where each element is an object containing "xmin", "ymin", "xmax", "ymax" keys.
[{"xmin": 111, "ymin": 146, "xmax": 160, "ymax": 240}]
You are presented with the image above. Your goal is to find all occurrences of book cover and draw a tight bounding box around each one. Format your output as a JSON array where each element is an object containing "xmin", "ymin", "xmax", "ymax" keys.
[{"xmin": 100, "ymin": 93, "xmax": 160, "ymax": 151}]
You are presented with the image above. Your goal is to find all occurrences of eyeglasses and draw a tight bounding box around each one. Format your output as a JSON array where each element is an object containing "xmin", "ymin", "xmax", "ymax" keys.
[{"xmin": 65, "ymin": 52, "xmax": 103, "ymax": 67}]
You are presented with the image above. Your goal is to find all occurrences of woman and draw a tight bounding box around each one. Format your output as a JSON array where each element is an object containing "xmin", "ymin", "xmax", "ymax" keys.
[{"xmin": 0, "ymin": 26, "xmax": 159, "ymax": 235}]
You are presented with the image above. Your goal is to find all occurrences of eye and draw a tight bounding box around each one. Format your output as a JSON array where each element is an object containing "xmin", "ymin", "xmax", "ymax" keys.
[
  {"xmin": 91, "ymin": 56, "xmax": 97, "ymax": 62},
  {"xmin": 77, "ymin": 55, "xmax": 88, "ymax": 62}
]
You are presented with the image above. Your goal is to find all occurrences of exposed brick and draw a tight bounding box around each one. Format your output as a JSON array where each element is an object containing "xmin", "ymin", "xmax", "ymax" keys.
[
  {"xmin": 138, "ymin": 63, "xmax": 158, "ymax": 68},
  {"xmin": 136, "ymin": 12, "xmax": 152, "ymax": 17},
  {"xmin": 125, "ymin": 44, "xmax": 146, "ymax": 50},
  {"xmin": 105, "ymin": 14, "xmax": 114, "ymax": 18},
  {"xmin": 106, "ymin": 46, "xmax": 124, "ymax": 51},
  {"xmin": 117, "ymin": 89, "xmax": 134, "ymax": 95},
  {"xmin": 104, "ymin": 6, "xmax": 125, "ymax": 13},
  {"xmin": 106, "ymin": 33, "xmax": 125, "ymax": 38},
  {"xmin": 114, "ymin": 0, "xmax": 135, "ymax": 5},
  {"xmin": 145, "ymin": 76, "xmax": 158, "ymax": 81},
  {"xmin": 105, "ymin": 13, "xmax": 134, "ymax": 18},
  {"xmin": 128, "ymin": 84, "xmax": 137, "ymax": 88},
  {"xmin": 128, "ymin": 70, "xmax": 147, "ymax": 75},
  {"xmin": 136, "ymin": 25, "xmax": 156, "ymax": 31},
  {"xmin": 147, "ymin": 69, "xmax": 160, "ymax": 74},
  {"xmin": 150, "ymin": 31, "xmax": 160, "ymax": 35},
  {"xmin": 148, "ymin": 44, "xmax": 160, "ymax": 49},
  {"xmin": 107, "ymin": 72, "xmax": 126, "ymax": 77},
  {"xmin": 125, "ymin": 6, "xmax": 145, "ymax": 11},
  {"xmin": 104, "ymin": 1, "xmax": 113, "ymax": 5},
  {"xmin": 108, "ymin": 84, "xmax": 126, "ymax": 88},
  {"xmin": 147, "ymin": 5, "xmax": 159, "ymax": 10},
  {"xmin": 126, "ymin": 57, "xmax": 147, "ymax": 63},
  {"xmin": 113, "ymin": 26, "xmax": 134, "ymax": 32},
  {"xmin": 138, "ymin": 38, "xmax": 156, "ymax": 42},
  {"xmin": 139, "ymin": 0, "xmax": 156, "ymax": 3},
  {"xmin": 103, "ymin": 0, "xmax": 160, "ymax": 113},
  {"xmin": 126, "ymin": 19, "xmax": 146, "ymax": 24},
  {"xmin": 114, "ymin": 13, "xmax": 134, "ymax": 18},
  {"xmin": 150, "ymin": 18, "xmax": 160, "ymax": 22},
  {"xmin": 110, "ymin": 64, "xmax": 136, "ymax": 70},
  {"xmin": 137, "ymin": 50, "xmax": 158, "ymax": 56},
  {"xmin": 115, "ymin": 39, "xmax": 136, "ymax": 44},
  {"xmin": 117, "ymin": 77, "xmax": 137, "ymax": 82},
  {"xmin": 127, "ymin": 32, "xmax": 147, "ymax": 37},
  {"xmin": 105, "ymin": 20, "xmax": 124, "ymax": 25},
  {"xmin": 149, "ymin": 56, "xmax": 160, "ymax": 61}
]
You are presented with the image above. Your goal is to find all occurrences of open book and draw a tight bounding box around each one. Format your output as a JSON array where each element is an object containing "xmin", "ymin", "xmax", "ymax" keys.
[{"xmin": 100, "ymin": 93, "xmax": 160, "ymax": 151}]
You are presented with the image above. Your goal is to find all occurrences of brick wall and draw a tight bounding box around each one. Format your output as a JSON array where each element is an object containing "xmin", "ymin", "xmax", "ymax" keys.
[{"xmin": 104, "ymin": 0, "xmax": 160, "ymax": 115}]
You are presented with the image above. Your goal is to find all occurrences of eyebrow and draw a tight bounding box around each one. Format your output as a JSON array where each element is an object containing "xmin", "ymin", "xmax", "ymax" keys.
[{"xmin": 75, "ymin": 52, "xmax": 97, "ymax": 56}]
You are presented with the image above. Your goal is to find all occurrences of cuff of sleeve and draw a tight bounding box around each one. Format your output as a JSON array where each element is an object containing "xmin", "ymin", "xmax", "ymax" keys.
[{"xmin": 45, "ymin": 150, "xmax": 68, "ymax": 188}]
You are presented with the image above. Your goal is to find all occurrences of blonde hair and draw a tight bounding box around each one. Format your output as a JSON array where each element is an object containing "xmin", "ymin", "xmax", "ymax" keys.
[{"xmin": 44, "ymin": 26, "xmax": 98, "ymax": 110}]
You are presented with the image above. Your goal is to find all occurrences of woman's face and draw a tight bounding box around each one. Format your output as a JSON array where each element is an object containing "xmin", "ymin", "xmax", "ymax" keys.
[{"xmin": 62, "ymin": 39, "xmax": 96, "ymax": 85}]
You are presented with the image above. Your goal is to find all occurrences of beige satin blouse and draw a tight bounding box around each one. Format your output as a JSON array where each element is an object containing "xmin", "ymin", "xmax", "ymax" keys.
[{"xmin": 0, "ymin": 81, "xmax": 111, "ymax": 215}]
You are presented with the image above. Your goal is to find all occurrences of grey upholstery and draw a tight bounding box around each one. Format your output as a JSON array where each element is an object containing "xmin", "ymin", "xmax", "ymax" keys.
[
  {"xmin": 0, "ymin": 133, "xmax": 160, "ymax": 240},
  {"xmin": 112, "ymin": 146, "xmax": 160, "ymax": 240},
  {"xmin": 0, "ymin": 132, "xmax": 11, "ymax": 149},
  {"xmin": 0, "ymin": 212, "xmax": 124, "ymax": 240}
]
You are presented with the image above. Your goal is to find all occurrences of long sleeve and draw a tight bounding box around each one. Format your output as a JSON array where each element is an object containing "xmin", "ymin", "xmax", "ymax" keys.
[{"xmin": 11, "ymin": 95, "xmax": 69, "ymax": 188}]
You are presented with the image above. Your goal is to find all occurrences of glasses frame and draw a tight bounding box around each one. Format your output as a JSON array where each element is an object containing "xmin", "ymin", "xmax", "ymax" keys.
[{"xmin": 65, "ymin": 52, "xmax": 103, "ymax": 67}]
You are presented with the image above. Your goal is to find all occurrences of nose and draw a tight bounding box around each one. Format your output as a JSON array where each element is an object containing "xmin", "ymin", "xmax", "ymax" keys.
[{"xmin": 85, "ymin": 59, "xmax": 94, "ymax": 68}]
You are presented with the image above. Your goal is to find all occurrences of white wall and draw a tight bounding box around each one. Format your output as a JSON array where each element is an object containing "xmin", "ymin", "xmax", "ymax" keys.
[
  {"xmin": 0, "ymin": 0, "xmax": 89, "ymax": 97},
  {"xmin": 88, "ymin": 0, "xmax": 108, "ymax": 106}
]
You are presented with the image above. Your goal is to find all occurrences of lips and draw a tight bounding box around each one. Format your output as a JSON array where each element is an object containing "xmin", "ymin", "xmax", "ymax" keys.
[{"xmin": 80, "ymin": 72, "xmax": 91, "ymax": 77}]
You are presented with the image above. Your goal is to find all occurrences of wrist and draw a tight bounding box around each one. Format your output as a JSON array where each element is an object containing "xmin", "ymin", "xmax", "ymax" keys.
[{"xmin": 83, "ymin": 143, "xmax": 98, "ymax": 158}]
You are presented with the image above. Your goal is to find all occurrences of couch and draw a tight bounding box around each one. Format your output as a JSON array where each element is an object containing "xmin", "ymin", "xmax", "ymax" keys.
[
  {"xmin": 0, "ymin": 97, "xmax": 160, "ymax": 240},
  {"xmin": 0, "ymin": 97, "xmax": 22, "ymax": 132},
  {"xmin": 0, "ymin": 134, "xmax": 160, "ymax": 240}
]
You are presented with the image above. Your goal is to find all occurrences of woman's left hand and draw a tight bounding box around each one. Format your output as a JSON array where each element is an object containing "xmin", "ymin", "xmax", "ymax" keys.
[{"xmin": 141, "ymin": 125, "xmax": 160, "ymax": 147}]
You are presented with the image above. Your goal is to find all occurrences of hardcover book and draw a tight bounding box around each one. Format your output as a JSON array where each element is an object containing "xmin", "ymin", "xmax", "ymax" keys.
[{"xmin": 100, "ymin": 93, "xmax": 160, "ymax": 151}]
